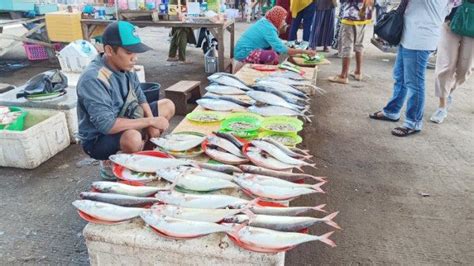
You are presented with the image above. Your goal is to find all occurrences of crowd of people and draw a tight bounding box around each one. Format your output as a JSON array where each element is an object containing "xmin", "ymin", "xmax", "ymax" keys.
[{"xmin": 234, "ymin": 0, "xmax": 473, "ymax": 137}]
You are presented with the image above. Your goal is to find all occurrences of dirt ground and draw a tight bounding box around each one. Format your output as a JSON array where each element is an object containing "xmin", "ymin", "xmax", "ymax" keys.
[{"xmin": 0, "ymin": 22, "xmax": 473, "ymax": 265}]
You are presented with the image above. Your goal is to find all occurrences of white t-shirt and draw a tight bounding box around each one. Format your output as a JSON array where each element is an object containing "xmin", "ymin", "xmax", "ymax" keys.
[{"xmin": 400, "ymin": 0, "xmax": 451, "ymax": 51}]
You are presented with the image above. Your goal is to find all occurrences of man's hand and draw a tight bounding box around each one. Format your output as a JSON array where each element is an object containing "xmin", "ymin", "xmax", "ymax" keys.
[
  {"xmin": 306, "ymin": 49, "xmax": 317, "ymax": 57},
  {"xmin": 146, "ymin": 127, "xmax": 162, "ymax": 140},
  {"xmin": 149, "ymin": 117, "xmax": 169, "ymax": 131}
]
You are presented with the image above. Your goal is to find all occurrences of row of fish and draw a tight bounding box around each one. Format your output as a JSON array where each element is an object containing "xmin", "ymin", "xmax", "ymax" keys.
[{"xmin": 200, "ymin": 72, "xmax": 319, "ymax": 122}]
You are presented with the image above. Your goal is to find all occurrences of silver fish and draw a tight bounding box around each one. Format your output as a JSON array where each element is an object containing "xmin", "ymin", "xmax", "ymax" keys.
[
  {"xmin": 79, "ymin": 192, "xmax": 160, "ymax": 207},
  {"xmin": 155, "ymin": 191, "xmax": 250, "ymax": 209},
  {"xmin": 140, "ymin": 211, "xmax": 231, "ymax": 238},
  {"xmin": 250, "ymin": 204, "xmax": 328, "ymax": 216},
  {"xmin": 233, "ymin": 175, "xmax": 325, "ymax": 200},
  {"xmin": 207, "ymin": 135, "xmax": 245, "ymax": 158},
  {"xmin": 109, "ymin": 154, "xmax": 195, "ymax": 173},
  {"xmin": 246, "ymin": 147, "xmax": 296, "ymax": 171},
  {"xmin": 205, "ymin": 84, "xmax": 246, "ymax": 95},
  {"xmin": 197, "ymin": 98, "xmax": 247, "ymax": 112},
  {"xmin": 268, "ymin": 71, "xmax": 308, "ymax": 81},
  {"xmin": 239, "ymin": 165, "xmax": 326, "ymax": 183},
  {"xmin": 255, "ymin": 80, "xmax": 307, "ymax": 98},
  {"xmin": 224, "ymin": 212, "xmax": 341, "ymax": 231},
  {"xmin": 205, "ymin": 146, "xmax": 249, "ymax": 165},
  {"xmin": 151, "ymin": 133, "xmax": 205, "ymax": 151},
  {"xmin": 251, "ymin": 140, "xmax": 316, "ymax": 168},
  {"xmin": 261, "ymin": 77, "xmax": 326, "ymax": 95},
  {"xmin": 226, "ymin": 225, "xmax": 337, "ymax": 250},
  {"xmin": 259, "ymin": 138, "xmax": 311, "ymax": 159},
  {"xmin": 253, "ymin": 86, "xmax": 309, "ymax": 106},
  {"xmin": 203, "ymin": 94, "xmax": 251, "ymax": 107},
  {"xmin": 237, "ymin": 173, "xmax": 324, "ymax": 190},
  {"xmin": 72, "ymin": 200, "xmax": 145, "ymax": 222},
  {"xmin": 156, "ymin": 167, "xmax": 239, "ymax": 192},
  {"xmin": 92, "ymin": 181, "xmax": 165, "ymax": 197},
  {"xmin": 246, "ymin": 91, "xmax": 306, "ymax": 112},
  {"xmin": 151, "ymin": 204, "xmax": 243, "ymax": 223},
  {"xmin": 248, "ymin": 105, "xmax": 312, "ymax": 122},
  {"xmin": 197, "ymin": 162, "xmax": 242, "ymax": 174},
  {"xmin": 214, "ymin": 131, "xmax": 244, "ymax": 149},
  {"xmin": 172, "ymin": 166, "xmax": 235, "ymax": 181},
  {"xmin": 208, "ymin": 72, "xmax": 251, "ymax": 91}
]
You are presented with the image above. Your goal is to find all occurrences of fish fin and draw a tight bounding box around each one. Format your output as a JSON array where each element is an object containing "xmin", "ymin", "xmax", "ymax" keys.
[
  {"xmin": 322, "ymin": 211, "xmax": 342, "ymax": 230},
  {"xmin": 311, "ymin": 176, "xmax": 327, "ymax": 182},
  {"xmin": 312, "ymin": 204, "xmax": 327, "ymax": 213},
  {"xmin": 318, "ymin": 231, "xmax": 337, "ymax": 247},
  {"xmin": 303, "ymin": 115, "xmax": 312, "ymax": 123},
  {"xmin": 312, "ymin": 182, "xmax": 326, "ymax": 193},
  {"xmin": 242, "ymin": 209, "xmax": 256, "ymax": 221}
]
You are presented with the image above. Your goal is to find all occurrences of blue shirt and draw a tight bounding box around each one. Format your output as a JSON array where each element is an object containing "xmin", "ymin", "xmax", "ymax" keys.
[
  {"xmin": 234, "ymin": 18, "xmax": 289, "ymax": 61},
  {"xmin": 76, "ymin": 55, "xmax": 146, "ymax": 142}
]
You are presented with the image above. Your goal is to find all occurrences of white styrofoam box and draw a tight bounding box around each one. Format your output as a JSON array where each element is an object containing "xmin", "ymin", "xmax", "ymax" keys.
[
  {"xmin": 58, "ymin": 54, "xmax": 94, "ymax": 73},
  {"xmin": 57, "ymin": 40, "xmax": 97, "ymax": 73},
  {"xmin": 0, "ymin": 109, "xmax": 70, "ymax": 169},
  {"xmin": 84, "ymin": 221, "xmax": 285, "ymax": 266},
  {"xmin": 57, "ymin": 106, "xmax": 78, "ymax": 143},
  {"xmin": 133, "ymin": 65, "xmax": 146, "ymax": 83}
]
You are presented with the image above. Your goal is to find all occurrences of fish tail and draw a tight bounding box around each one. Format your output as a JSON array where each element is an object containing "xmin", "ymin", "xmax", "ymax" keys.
[
  {"xmin": 322, "ymin": 211, "xmax": 342, "ymax": 230},
  {"xmin": 317, "ymin": 231, "xmax": 337, "ymax": 247},
  {"xmin": 306, "ymin": 163, "xmax": 317, "ymax": 169},
  {"xmin": 312, "ymin": 204, "xmax": 327, "ymax": 213},
  {"xmin": 311, "ymin": 176, "xmax": 327, "ymax": 182},
  {"xmin": 312, "ymin": 182, "xmax": 326, "ymax": 193}
]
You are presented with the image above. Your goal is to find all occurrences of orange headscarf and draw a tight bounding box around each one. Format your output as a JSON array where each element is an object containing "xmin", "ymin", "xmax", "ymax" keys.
[{"xmin": 265, "ymin": 6, "xmax": 288, "ymax": 29}]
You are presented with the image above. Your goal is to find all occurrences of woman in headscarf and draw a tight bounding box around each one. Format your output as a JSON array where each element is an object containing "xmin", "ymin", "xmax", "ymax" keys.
[
  {"xmin": 309, "ymin": 0, "xmax": 336, "ymax": 52},
  {"xmin": 235, "ymin": 6, "xmax": 316, "ymax": 65}
]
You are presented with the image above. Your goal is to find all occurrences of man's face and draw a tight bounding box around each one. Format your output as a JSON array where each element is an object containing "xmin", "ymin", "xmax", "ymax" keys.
[{"xmin": 105, "ymin": 46, "xmax": 137, "ymax": 71}]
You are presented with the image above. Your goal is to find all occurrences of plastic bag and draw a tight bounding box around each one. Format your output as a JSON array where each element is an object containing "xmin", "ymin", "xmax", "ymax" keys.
[{"xmin": 16, "ymin": 70, "xmax": 68, "ymax": 99}]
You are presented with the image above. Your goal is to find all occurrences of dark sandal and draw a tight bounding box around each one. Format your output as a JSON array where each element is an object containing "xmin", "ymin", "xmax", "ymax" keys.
[
  {"xmin": 391, "ymin": 127, "xmax": 420, "ymax": 137},
  {"xmin": 369, "ymin": 111, "xmax": 400, "ymax": 122}
]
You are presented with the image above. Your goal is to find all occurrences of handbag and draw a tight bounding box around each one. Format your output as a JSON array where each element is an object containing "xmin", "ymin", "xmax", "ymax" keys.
[
  {"xmin": 374, "ymin": 0, "xmax": 409, "ymax": 46},
  {"xmin": 450, "ymin": 0, "xmax": 474, "ymax": 37}
]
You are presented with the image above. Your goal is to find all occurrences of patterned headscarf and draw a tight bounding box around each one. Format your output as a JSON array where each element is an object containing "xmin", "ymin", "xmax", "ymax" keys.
[{"xmin": 265, "ymin": 6, "xmax": 288, "ymax": 29}]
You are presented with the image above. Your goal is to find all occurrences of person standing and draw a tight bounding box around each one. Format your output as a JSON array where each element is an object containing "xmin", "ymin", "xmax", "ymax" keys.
[
  {"xmin": 328, "ymin": 0, "xmax": 374, "ymax": 84},
  {"xmin": 288, "ymin": 0, "xmax": 316, "ymax": 42},
  {"xmin": 430, "ymin": 0, "xmax": 474, "ymax": 124},
  {"xmin": 309, "ymin": 0, "xmax": 336, "ymax": 52},
  {"xmin": 369, "ymin": 0, "xmax": 452, "ymax": 137}
]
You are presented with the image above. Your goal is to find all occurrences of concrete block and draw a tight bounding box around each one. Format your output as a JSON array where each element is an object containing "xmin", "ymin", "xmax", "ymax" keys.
[{"xmin": 84, "ymin": 219, "xmax": 285, "ymax": 266}]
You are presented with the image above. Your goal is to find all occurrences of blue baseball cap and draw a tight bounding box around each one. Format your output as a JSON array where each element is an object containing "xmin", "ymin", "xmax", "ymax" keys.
[{"xmin": 102, "ymin": 21, "xmax": 152, "ymax": 53}]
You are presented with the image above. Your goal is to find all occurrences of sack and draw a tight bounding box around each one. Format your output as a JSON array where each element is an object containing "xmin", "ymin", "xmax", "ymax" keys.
[
  {"xmin": 16, "ymin": 69, "xmax": 68, "ymax": 99},
  {"xmin": 374, "ymin": 0, "xmax": 409, "ymax": 45},
  {"xmin": 118, "ymin": 80, "xmax": 144, "ymax": 119},
  {"xmin": 450, "ymin": 0, "xmax": 474, "ymax": 37}
]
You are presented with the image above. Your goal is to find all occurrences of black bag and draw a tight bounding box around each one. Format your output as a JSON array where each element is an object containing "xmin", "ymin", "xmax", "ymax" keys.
[
  {"xmin": 374, "ymin": 0, "xmax": 409, "ymax": 46},
  {"xmin": 16, "ymin": 69, "xmax": 68, "ymax": 99}
]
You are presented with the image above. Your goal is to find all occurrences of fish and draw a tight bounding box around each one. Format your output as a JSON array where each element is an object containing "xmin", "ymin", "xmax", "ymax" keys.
[
  {"xmin": 208, "ymin": 72, "xmax": 251, "ymax": 91},
  {"xmin": 253, "ymin": 86, "xmax": 310, "ymax": 107},
  {"xmin": 155, "ymin": 191, "xmax": 250, "ymax": 209},
  {"xmin": 197, "ymin": 162, "xmax": 242, "ymax": 174},
  {"xmin": 248, "ymin": 105, "xmax": 312, "ymax": 122},
  {"xmin": 237, "ymin": 173, "xmax": 325, "ymax": 190},
  {"xmin": 109, "ymin": 154, "xmax": 195, "ymax": 173},
  {"xmin": 196, "ymin": 98, "xmax": 247, "ymax": 112},
  {"xmin": 255, "ymin": 80, "xmax": 308, "ymax": 98},
  {"xmin": 224, "ymin": 212, "xmax": 341, "ymax": 232},
  {"xmin": 207, "ymin": 135, "xmax": 245, "ymax": 158},
  {"xmin": 156, "ymin": 167, "xmax": 239, "ymax": 192},
  {"xmin": 268, "ymin": 71, "xmax": 308, "ymax": 81},
  {"xmin": 151, "ymin": 204, "xmax": 243, "ymax": 223},
  {"xmin": 140, "ymin": 211, "xmax": 231, "ymax": 239},
  {"xmin": 203, "ymin": 94, "xmax": 252, "ymax": 107},
  {"xmin": 259, "ymin": 138, "xmax": 311, "ymax": 159},
  {"xmin": 72, "ymin": 200, "xmax": 145, "ymax": 222},
  {"xmin": 249, "ymin": 204, "xmax": 328, "ymax": 216},
  {"xmin": 92, "ymin": 181, "xmax": 165, "ymax": 197},
  {"xmin": 233, "ymin": 175, "xmax": 325, "ymax": 200},
  {"xmin": 239, "ymin": 165, "xmax": 326, "ymax": 183},
  {"xmin": 226, "ymin": 225, "xmax": 336, "ymax": 251},
  {"xmin": 251, "ymin": 140, "xmax": 316, "ymax": 168},
  {"xmin": 214, "ymin": 131, "xmax": 244, "ymax": 150},
  {"xmin": 245, "ymin": 147, "xmax": 296, "ymax": 171},
  {"xmin": 79, "ymin": 192, "xmax": 161, "ymax": 207},
  {"xmin": 171, "ymin": 166, "xmax": 235, "ymax": 181},
  {"xmin": 205, "ymin": 145, "xmax": 249, "ymax": 165},
  {"xmin": 205, "ymin": 84, "xmax": 246, "ymax": 95},
  {"xmin": 261, "ymin": 77, "xmax": 326, "ymax": 95},
  {"xmin": 150, "ymin": 133, "xmax": 205, "ymax": 152},
  {"xmin": 246, "ymin": 91, "xmax": 306, "ymax": 112}
]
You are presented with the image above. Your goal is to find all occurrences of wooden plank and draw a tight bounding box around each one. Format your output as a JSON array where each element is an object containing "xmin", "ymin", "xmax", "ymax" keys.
[{"xmin": 165, "ymin": 80, "xmax": 200, "ymax": 92}]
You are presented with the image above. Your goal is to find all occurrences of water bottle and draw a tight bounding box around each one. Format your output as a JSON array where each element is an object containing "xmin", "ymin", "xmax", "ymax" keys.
[{"xmin": 80, "ymin": 41, "xmax": 92, "ymax": 55}]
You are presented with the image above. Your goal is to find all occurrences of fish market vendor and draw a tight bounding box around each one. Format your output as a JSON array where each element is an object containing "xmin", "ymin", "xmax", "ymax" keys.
[
  {"xmin": 77, "ymin": 21, "xmax": 175, "ymax": 177},
  {"xmin": 234, "ymin": 6, "xmax": 316, "ymax": 65}
]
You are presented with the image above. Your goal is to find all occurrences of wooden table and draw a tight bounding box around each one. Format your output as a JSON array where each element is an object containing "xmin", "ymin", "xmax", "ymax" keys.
[{"xmin": 81, "ymin": 19, "xmax": 235, "ymax": 72}]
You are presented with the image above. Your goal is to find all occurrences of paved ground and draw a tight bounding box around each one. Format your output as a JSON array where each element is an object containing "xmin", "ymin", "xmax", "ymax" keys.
[{"xmin": 0, "ymin": 22, "xmax": 473, "ymax": 265}]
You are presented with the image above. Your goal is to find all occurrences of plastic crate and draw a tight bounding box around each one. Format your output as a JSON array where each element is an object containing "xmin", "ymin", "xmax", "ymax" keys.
[
  {"xmin": 0, "ymin": 106, "xmax": 27, "ymax": 131},
  {"xmin": 23, "ymin": 43, "xmax": 63, "ymax": 61}
]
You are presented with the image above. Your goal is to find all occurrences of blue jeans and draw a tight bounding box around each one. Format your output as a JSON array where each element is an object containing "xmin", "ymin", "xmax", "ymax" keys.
[
  {"xmin": 288, "ymin": 3, "xmax": 316, "ymax": 41},
  {"xmin": 383, "ymin": 46, "xmax": 431, "ymax": 131}
]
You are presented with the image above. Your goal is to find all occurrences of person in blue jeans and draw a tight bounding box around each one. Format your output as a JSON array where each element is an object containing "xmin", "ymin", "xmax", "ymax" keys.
[
  {"xmin": 288, "ymin": 0, "xmax": 316, "ymax": 42},
  {"xmin": 369, "ymin": 0, "xmax": 451, "ymax": 137}
]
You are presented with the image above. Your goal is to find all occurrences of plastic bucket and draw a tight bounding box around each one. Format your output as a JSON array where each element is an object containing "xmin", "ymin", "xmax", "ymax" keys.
[{"xmin": 140, "ymin": 82, "xmax": 161, "ymax": 103}]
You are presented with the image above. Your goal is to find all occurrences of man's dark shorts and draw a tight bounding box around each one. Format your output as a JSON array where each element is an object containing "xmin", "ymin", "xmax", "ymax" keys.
[{"xmin": 82, "ymin": 101, "xmax": 159, "ymax": 160}]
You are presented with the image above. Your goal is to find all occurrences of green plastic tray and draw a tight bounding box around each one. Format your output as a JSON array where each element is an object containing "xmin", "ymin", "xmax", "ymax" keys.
[{"xmin": 0, "ymin": 106, "xmax": 27, "ymax": 131}]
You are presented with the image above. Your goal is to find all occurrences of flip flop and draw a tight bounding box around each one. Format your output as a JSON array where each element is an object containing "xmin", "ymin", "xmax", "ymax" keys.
[
  {"xmin": 391, "ymin": 127, "xmax": 420, "ymax": 137},
  {"xmin": 369, "ymin": 111, "xmax": 399, "ymax": 122},
  {"xmin": 350, "ymin": 72, "xmax": 363, "ymax": 81},
  {"xmin": 328, "ymin": 75, "xmax": 349, "ymax": 84}
]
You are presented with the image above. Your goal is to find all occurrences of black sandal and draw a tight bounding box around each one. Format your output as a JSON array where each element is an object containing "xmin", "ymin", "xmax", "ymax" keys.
[
  {"xmin": 391, "ymin": 127, "xmax": 420, "ymax": 137},
  {"xmin": 369, "ymin": 111, "xmax": 400, "ymax": 122}
]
